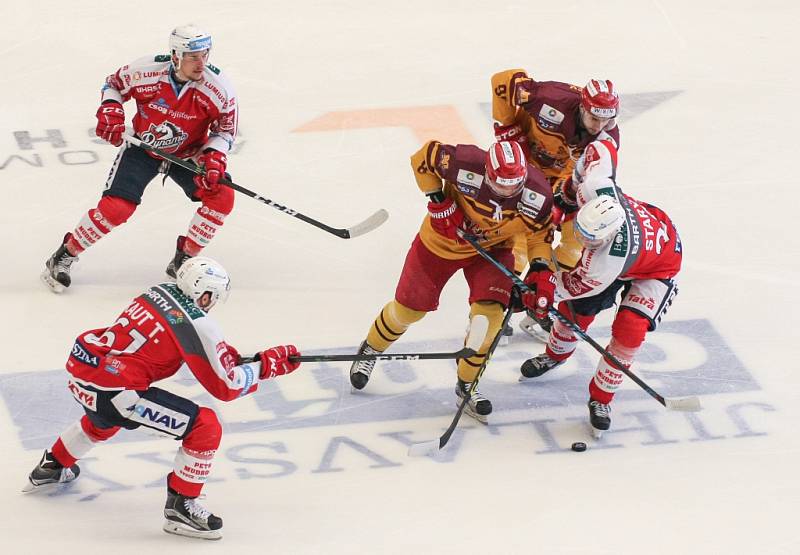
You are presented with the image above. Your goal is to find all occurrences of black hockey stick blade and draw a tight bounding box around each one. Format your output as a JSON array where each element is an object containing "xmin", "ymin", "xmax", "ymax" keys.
[{"xmin": 122, "ymin": 134, "xmax": 389, "ymax": 239}]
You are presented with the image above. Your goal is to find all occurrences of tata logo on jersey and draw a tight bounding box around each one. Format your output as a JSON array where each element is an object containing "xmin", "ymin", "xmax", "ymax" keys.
[{"xmin": 140, "ymin": 121, "xmax": 188, "ymax": 151}]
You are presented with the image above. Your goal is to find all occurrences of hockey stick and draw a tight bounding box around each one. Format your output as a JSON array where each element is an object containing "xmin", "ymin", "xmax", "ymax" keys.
[
  {"xmin": 460, "ymin": 232, "xmax": 701, "ymax": 412},
  {"xmin": 243, "ymin": 317, "xmax": 489, "ymax": 365},
  {"xmin": 407, "ymin": 290, "xmax": 519, "ymax": 457},
  {"xmin": 122, "ymin": 134, "xmax": 389, "ymax": 239}
]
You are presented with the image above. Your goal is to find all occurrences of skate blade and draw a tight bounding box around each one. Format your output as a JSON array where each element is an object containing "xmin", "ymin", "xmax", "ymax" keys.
[
  {"xmin": 591, "ymin": 427, "xmax": 606, "ymax": 439},
  {"xmin": 461, "ymin": 403, "xmax": 489, "ymax": 425},
  {"xmin": 21, "ymin": 478, "xmax": 62, "ymax": 494},
  {"xmin": 40, "ymin": 270, "xmax": 65, "ymax": 294},
  {"xmin": 162, "ymin": 520, "xmax": 222, "ymax": 541},
  {"xmin": 518, "ymin": 320, "xmax": 549, "ymax": 343}
]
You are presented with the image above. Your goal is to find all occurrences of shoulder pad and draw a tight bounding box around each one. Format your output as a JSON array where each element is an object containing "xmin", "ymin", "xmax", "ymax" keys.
[{"xmin": 154, "ymin": 54, "xmax": 171, "ymax": 63}]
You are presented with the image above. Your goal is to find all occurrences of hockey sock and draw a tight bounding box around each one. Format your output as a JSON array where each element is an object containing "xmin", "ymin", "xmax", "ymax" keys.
[
  {"xmin": 457, "ymin": 301, "xmax": 504, "ymax": 382},
  {"xmin": 365, "ymin": 300, "xmax": 426, "ymax": 352},
  {"xmin": 590, "ymin": 310, "xmax": 649, "ymax": 403},
  {"xmin": 545, "ymin": 304, "xmax": 595, "ymax": 362},
  {"xmin": 168, "ymin": 408, "xmax": 221, "ymax": 497},
  {"xmin": 50, "ymin": 415, "xmax": 120, "ymax": 467},
  {"xmin": 67, "ymin": 196, "xmax": 136, "ymax": 254}
]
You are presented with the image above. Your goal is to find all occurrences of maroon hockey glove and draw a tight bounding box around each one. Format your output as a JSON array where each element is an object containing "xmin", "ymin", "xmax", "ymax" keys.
[
  {"xmin": 258, "ymin": 345, "xmax": 301, "ymax": 379},
  {"xmin": 427, "ymin": 197, "xmax": 465, "ymax": 242},
  {"xmin": 523, "ymin": 263, "xmax": 556, "ymax": 321},
  {"xmin": 194, "ymin": 149, "xmax": 228, "ymax": 191},
  {"xmin": 95, "ymin": 101, "xmax": 125, "ymax": 146}
]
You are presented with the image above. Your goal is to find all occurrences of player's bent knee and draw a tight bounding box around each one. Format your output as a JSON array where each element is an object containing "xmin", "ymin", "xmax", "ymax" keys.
[
  {"xmin": 612, "ymin": 308, "xmax": 650, "ymax": 349},
  {"xmin": 470, "ymin": 301, "xmax": 505, "ymax": 351},
  {"xmin": 97, "ymin": 195, "xmax": 137, "ymax": 226},
  {"xmin": 183, "ymin": 407, "xmax": 222, "ymax": 452}
]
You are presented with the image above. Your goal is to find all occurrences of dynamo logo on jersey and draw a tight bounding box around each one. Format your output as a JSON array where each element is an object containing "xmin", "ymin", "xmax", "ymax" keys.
[{"xmin": 140, "ymin": 121, "xmax": 188, "ymax": 152}]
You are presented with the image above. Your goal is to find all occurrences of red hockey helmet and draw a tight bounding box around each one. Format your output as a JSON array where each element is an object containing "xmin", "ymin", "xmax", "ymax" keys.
[
  {"xmin": 581, "ymin": 79, "xmax": 619, "ymax": 119},
  {"xmin": 485, "ymin": 141, "xmax": 527, "ymax": 197}
]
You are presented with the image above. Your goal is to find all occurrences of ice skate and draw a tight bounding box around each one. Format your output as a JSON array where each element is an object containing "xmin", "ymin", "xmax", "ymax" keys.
[
  {"xmin": 41, "ymin": 238, "xmax": 78, "ymax": 293},
  {"xmin": 22, "ymin": 450, "xmax": 80, "ymax": 493},
  {"xmin": 163, "ymin": 488, "xmax": 223, "ymax": 540},
  {"xmin": 518, "ymin": 311, "xmax": 552, "ymax": 342},
  {"xmin": 349, "ymin": 341, "xmax": 382, "ymax": 390},
  {"xmin": 588, "ymin": 399, "xmax": 611, "ymax": 438},
  {"xmin": 455, "ymin": 378, "xmax": 492, "ymax": 423},
  {"xmin": 166, "ymin": 235, "xmax": 193, "ymax": 279},
  {"xmin": 519, "ymin": 352, "xmax": 564, "ymax": 381}
]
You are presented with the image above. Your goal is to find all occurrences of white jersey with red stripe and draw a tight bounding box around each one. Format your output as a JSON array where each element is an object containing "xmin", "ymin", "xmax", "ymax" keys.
[
  {"xmin": 556, "ymin": 139, "xmax": 682, "ymax": 300},
  {"xmin": 101, "ymin": 54, "xmax": 237, "ymax": 158},
  {"xmin": 66, "ymin": 283, "xmax": 259, "ymax": 402}
]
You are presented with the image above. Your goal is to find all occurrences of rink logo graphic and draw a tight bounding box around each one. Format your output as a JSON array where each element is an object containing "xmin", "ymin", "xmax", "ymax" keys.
[
  {"xmin": 70, "ymin": 341, "xmax": 99, "ymax": 367},
  {"xmin": 129, "ymin": 400, "xmax": 188, "ymax": 435},
  {"xmin": 0, "ymin": 318, "xmax": 767, "ymax": 450}
]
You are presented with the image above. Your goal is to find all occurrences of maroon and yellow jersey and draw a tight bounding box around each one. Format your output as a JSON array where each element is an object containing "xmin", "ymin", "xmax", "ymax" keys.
[
  {"xmin": 410, "ymin": 140, "xmax": 553, "ymax": 262},
  {"xmin": 492, "ymin": 69, "xmax": 620, "ymax": 183}
]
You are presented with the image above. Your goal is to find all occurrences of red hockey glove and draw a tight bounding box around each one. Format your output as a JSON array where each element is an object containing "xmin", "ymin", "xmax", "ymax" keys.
[
  {"xmin": 427, "ymin": 197, "xmax": 465, "ymax": 242},
  {"xmin": 523, "ymin": 263, "xmax": 556, "ymax": 321},
  {"xmin": 258, "ymin": 345, "xmax": 301, "ymax": 380},
  {"xmin": 193, "ymin": 149, "xmax": 227, "ymax": 191},
  {"xmin": 95, "ymin": 102, "xmax": 125, "ymax": 146},
  {"xmin": 551, "ymin": 176, "xmax": 578, "ymax": 228},
  {"xmin": 493, "ymin": 123, "xmax": 530, "ymax": 159}
]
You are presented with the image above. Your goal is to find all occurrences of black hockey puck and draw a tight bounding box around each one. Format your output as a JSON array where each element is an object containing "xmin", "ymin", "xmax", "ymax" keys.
[{"xmin": 571, "ymin": 441, "xmax": 587, "ymax": 452}]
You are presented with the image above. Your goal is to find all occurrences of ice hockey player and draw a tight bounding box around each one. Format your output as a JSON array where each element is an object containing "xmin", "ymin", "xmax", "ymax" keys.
[
  {"xmin": 23, "ymin": 257, "xmax": 300, "ymax": 540},
  {"xmin": 491, "ymin": 69, "xmax": 620, "ymax": 340},
  {"xmin": 518, "ymin": 138, "xmax": 682, "ymax": 437},
  {"xmin": 41, "ymin": 24, "xmax": 238, "ymax": 293},
  {"xmin": 349, "ymin": 140, "xmax": 553, "ymax": 422}
]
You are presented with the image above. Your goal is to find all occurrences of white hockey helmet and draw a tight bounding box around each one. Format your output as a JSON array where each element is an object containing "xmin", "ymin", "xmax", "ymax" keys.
[
  {"xmin": 574, "ymin": 196, "xmax": 625, "ymax": 249},
  {"xmin": 169, "ymin": 24, "xmax": 212, "ymax": 70},
  {"xmin": 176, "ymin": 257, "xmax": 230, "ymax": 312}
]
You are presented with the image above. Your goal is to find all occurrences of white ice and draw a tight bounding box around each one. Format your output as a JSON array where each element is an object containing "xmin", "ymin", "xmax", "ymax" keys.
[{"xmin": 2, "ymin": 1, "xmax": 799, "ymax": 553}]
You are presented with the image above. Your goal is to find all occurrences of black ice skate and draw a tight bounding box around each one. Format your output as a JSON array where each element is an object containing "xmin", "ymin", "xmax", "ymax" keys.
[
  {"xmin": 588, "ymin": 399, "xmax": 611, "ymax": 438},
  {"xmin": 40, "ymin": 236, "xmax": 78, "ymax": 293},
  {"xmin": 166, "ymin": 235, "xmax": 192, "ymax": 279},
  {"xmin": 349, "ymin": 341, "xmax": 382, "ymax": 390},
  {"xmin": 22, "ymin": 450, "xmax": 80, "ymax": 493},
  {"xmin": 519, "ymin": 352, "xmax": 564, "ymax": 380},
  {"xmin": 455, "ymin": 378, "xmax": 492, "ymax": 423},
  {"xmin": 518, "ymin": 310, "xmax": 553, "ymax": 342},
  {"xmin": 163, "ymin": 488, "xmax": 223, "ymax": 540}
]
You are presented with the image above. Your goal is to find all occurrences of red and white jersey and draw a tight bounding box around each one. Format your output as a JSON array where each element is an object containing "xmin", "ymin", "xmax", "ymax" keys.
[
  {"xmin": 101, "ymin": 54, "xmax": 237, "ymax": 159},
  {"xmin": 556, "ymin": 140, "xmax": 682, "ymax": 300},
  {"xmin": 66, "ymin": 283, "xmax": 259, "ymax": 402}
]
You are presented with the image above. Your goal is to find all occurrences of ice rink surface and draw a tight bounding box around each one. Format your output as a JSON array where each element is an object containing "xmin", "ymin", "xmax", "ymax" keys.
[{"xmin": 2, "ymin": 1, "xmax": 799, "ymax": 553}]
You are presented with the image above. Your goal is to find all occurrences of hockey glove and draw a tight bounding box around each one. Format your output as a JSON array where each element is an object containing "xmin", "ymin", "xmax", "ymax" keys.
[
  {"xmin": 95, "ymin": 101, "xmax": 126, "ymax": 147},
  {"xmin": 258, "ymin": 345, "xmax": 301, "ymax": 380},
  {"xmin": 427, "ymin": 197, "xmax": 465, "ymax": 242},
  {"xmin": 194, "ymin": 149, "xmax": 228, "ymax": 191},
  {"xmin": 523, "ymin": 262, "xmax": 556, "ymax": 321},
  {"xmin": 551, "ymin": 176, "xmax": 578, "ymax": 227}
]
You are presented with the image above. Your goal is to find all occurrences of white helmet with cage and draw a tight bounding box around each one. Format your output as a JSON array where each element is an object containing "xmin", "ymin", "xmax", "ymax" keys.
[
  {"xmin": 169, "ymin": 24, "xmax": 212, "ymax": 70},
  {"xmin": 574, "ymin": 196, "xmax": 626, "ymax": 249},
  {"xmin": 176, "ymin": 257, "xmax": 230, "ymax": 312}
]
